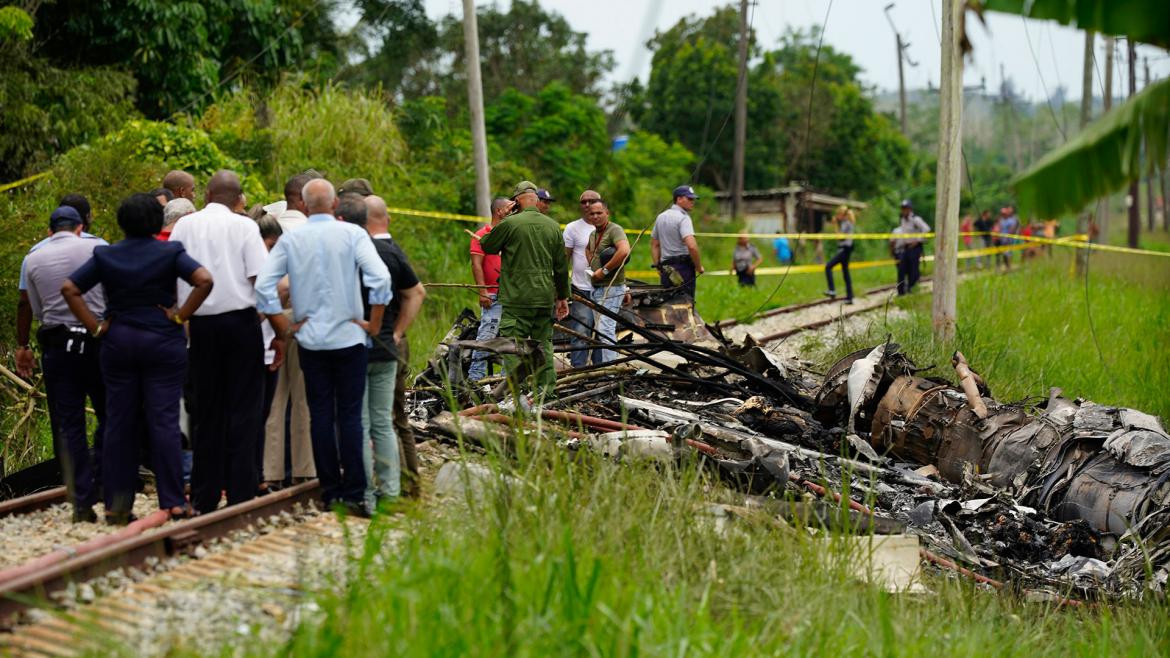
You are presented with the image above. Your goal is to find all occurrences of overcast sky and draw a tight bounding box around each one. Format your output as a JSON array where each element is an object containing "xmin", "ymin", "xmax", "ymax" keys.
[{"xmin": 424, "ymin": 0, "xmax": 1170, "ymax": 103}]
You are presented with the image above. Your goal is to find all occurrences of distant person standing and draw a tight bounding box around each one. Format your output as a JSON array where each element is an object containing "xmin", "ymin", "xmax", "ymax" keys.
[
  {"xmin": 730, "ymin": 235, "xmax": 762, "ymax": 287},
  {"xmin": 973, "ymin": 209, "xmax": 994, "ymax": 269},
  {"xmin": 895, "ymin": 200, "xmax": 930, "ymax": 295},
  {"xmin": 585, "ymin": 199, "xmax": 630, "ymax": 364},
  {"xmin": 651, "ymin": 185, "xmax": 703, "ymax": 300},
  {"xmin": 562, "ymin": 190, "xmax": 600, "ymax": 368},
  {"xmin": 772, "ymin": 235, "xmax": 793, "ymax": 264},
  {"xmin": 479, "ymin": 181, "xmax": 570, "ymax": 402},
  {"xmin": 17, "ymin": 207, "xmax": 108, "ymax": 523},
  {"xmin": 995, "ymin": 206, "xmax": 1019, "ymax": 272},
  {"xmin": 62, "ymin": 194, "xmax": 213, "ymax": 523},
  {"xmin": 169, "ymin": 170, "xmax": 278, "ymax": 514},
  {"xmin": 468, "ymin": 198, "xmax": 510, "ymax": 382},
  {"xmin": 824, "ymin": 206, "xmax": 855, "ymax": 303},
  {"xmin": 255, "ymin": 179, "xmax": 391, "ymax": 515},
  {"xmin": 960, "ymin": 213, "xmax": 974, "ymax": 269}
]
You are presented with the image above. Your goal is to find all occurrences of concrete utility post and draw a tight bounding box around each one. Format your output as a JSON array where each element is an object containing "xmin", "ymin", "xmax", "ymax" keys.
[
  {"xmin": 1077, "ymin": 30, "xmax": 1093, "ymax": 271},
  {"xmin": 883, "ymin": 3, "xmax": 909, "ymax": 136},
  {"xmin": 731, "ymin": 0, "xmax": 749, "ymax": 220},
  {"xmin": 1100, "ymin": 36, "xmax": 1115, "ymax": 240},
  {"xmin": 1127, "ymin": 40, "xmax": 1139, "ymax": 249},
  {"xmin": 1145, "ymin": 57, "xmax": 1155, "ymax": 232},
  {"xmin": 931, "ymin": 0, "xmax": 963, "ymax": 342},
  {"xmin": 462, "ymin": 0, "xmax": 491, "ymax": 218}
]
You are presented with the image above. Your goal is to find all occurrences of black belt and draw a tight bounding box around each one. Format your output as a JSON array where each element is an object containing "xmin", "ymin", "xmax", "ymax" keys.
[{"xmin": 661, "ymin": 255, "xmax": 692, "ymax": 265}]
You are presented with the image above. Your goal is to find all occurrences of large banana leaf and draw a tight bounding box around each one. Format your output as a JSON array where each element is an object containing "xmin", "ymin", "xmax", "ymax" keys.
[
  {"xmin": 979, "ymin": 0, "xmax": 1170, "ymax": 216},
  {"xmin": 1009, "ymin": 77, "xmax": 1170, "ymax": 217},
  {"xmin": 979, "ymin": 0, "xmax": 1170, "ymax": 48}
]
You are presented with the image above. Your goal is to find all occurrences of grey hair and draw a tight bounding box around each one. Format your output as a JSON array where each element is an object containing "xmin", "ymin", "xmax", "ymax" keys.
[
  {"xmin": 302, "ymin": 178, "xmax": 336, "ymax": 214},
  {"xmin": 163, "ymin": 198, "xmax": 196, "ymax": 226}
]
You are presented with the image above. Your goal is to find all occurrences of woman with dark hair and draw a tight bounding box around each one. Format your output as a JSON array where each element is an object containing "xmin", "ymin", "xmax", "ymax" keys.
[{"xmin": 62, "ymin": 193, "xmax": 214, "ymax": 524}]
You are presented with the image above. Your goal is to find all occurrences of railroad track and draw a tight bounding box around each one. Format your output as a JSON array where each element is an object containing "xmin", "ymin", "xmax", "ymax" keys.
[
  {"xmin": 0, "ymin": 480, "xmax": 326, "ymax": 637},
  {"xmin": 1, "ymin": 508, "xmax": 369, "ymax": 657}
]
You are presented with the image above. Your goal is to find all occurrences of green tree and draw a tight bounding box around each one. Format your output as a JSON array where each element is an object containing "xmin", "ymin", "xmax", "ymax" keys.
[
  {"xmin": 637, "ymin": 12, "xmax": 909, "ymax": 199},
  {"xmin": 31, "ymin": 0, "xmax": 342, "ymax": 118},
  {"xmin": 0, "ymin": 5, "xmax": 138, "ymax": 180},
  {"xmin": 487, "ymin": 81, "xmax": 611, "ymax": 208}
]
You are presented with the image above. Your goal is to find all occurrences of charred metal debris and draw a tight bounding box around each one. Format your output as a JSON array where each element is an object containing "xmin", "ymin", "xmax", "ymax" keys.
[{"xmin": 410, "ymin": 293, "xmax": 1170, "ymax": 600}]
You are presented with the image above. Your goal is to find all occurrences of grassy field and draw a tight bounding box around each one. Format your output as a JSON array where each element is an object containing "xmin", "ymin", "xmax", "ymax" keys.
[{"xmin": 217, "ymin": 240, "xmax": 1170, "ymax": 657}]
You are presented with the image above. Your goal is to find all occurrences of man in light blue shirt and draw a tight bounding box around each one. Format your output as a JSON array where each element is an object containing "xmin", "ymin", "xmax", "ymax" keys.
[{"xmin": 255, "ymin": 179, "xmax": 392, "ymax": 515}]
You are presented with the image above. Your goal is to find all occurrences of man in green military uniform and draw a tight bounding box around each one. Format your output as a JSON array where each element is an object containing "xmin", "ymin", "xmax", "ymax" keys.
[{"xmin": 479, "ymin": 181, "xmax": 570, "ymax": 401}]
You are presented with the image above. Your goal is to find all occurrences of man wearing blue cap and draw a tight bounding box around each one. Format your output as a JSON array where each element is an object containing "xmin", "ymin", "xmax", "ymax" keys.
[
  {"xmin": 651, "ymin": 185, "xmax": 704, "ymax": 300},
  {"xmin": 16, "ymin": 206, "xmax": 108, "ymax": 522},
  {"xmin": 536, "ymin": 188, "xmax": 555, "ymax": 215}
]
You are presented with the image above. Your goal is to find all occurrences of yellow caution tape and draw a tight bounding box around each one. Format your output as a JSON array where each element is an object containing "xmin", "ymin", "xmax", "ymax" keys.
[
  {"xmin": 625, "ymin": 242, "xmax": 1033, "ymax": 279},
  {"xmin": 0, "ymin": 172, "xmax": 50, "ymax": 194}
]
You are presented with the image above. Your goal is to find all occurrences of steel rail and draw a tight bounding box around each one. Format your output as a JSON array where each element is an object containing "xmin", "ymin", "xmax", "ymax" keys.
[{"xmin": 0, "ymin": 479, "xmax": 322, "ymax": 628}]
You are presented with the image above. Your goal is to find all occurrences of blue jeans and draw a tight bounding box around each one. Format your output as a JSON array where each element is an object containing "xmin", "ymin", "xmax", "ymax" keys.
[
  {"xmin": 362, "ymin": 359, "xmax": 400, "ymax": 503},
  {"xmin": 468, "ymin": 295, "xmax": 502, "ymax": 381},
  {"xmin": 566, "ymin": 286, "xmax": 594, "ymax": 368},
  {"xmin": 299, "ymin": 344, "xmax": 368, "ymax": 506},
  {"xmin": 590, "ymin": 284, "xmax": 626, "ymax": 365}
]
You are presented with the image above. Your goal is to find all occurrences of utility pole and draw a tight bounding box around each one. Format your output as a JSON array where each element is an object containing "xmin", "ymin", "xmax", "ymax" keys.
[
  {"xmin": 1100, "ymin": 36, "xmax": 1115, "ymax": 240},
  {"xmin": 1127, "ymin": 40, "xmax": 1139, "ymax": 248},
  {"xmin": 462, "ymin": 0, "xmax": 491, "ymax": 219},
  {"xmin": 731, "ymin": 0, "xmax": 749, "ymax": 220},
  {"xmin": 883, "ymin": 3, "xmax": 912, "ymax": 136},
  {"xmin": 1077, "ymin": 30, "xmax": 1093, "ymax": 271},
  {"xmin": 932, "ymin": 0, "xmax": 962, "ymax": 342},
  {"xmin": 1144, "ymin": 57, "xmax": 1155, "ymax": 231}
]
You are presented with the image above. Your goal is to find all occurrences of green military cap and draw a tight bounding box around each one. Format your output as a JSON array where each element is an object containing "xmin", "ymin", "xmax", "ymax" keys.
[
  {"xmin": 339, "ymin": 177, "xmax": 374, "ymax": 197},
  {"xmin": 512, "ymin": 180, "xmax": 538, "ymax": 197}
]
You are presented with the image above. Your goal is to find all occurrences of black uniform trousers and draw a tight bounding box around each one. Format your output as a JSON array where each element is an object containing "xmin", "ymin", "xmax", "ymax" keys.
[
  {"xmin": 39, "ymin": 325, "xmax": 105, "ymax": 510},
  {"xmin": 896, "ymin": 244, "xmax": 924, "ymax": 295},
  {"xmin": 188, "ymin": 308, "xmax": 265, "ymax": 513}
]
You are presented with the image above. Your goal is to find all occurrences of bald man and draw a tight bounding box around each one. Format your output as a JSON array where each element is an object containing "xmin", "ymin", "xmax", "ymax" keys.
[
  {"xmin": 349, "ymin": 195, "xmax": 425, "ymax": 504},
  {"xmin": 170, "ymin": 169, "xmax": 279, "ymax": 514},
  {"xmin": 163, "ymin": 170, "xmax": 196, "ymax": 201}
]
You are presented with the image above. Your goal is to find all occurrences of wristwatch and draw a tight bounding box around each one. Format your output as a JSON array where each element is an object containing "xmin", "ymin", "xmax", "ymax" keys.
[{"xmin": 601, "ymin": 267, "xmax": 610, "ymax": 276}]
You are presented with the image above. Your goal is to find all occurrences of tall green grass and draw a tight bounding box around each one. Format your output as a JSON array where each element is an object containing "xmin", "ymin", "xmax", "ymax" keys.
[{"xmin": 249, "ymin": 444, "xmax": 1169, "ymax": 657}]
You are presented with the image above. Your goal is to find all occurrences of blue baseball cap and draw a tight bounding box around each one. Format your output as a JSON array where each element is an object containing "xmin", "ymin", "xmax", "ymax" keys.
[
  {"xmin": 49, "ymin": 205, "xmax": 83, "ymax": 231},
  {"xmin": 536, "ymin": 188, "xmax": 555, "ymax": 202},
  {"xmin": 672, "ymin": 185, "xmax": 698, "ymax": 199},
  {"xmin": 900, "ymin": 199, "xmax": 913, "ymax": 208}
]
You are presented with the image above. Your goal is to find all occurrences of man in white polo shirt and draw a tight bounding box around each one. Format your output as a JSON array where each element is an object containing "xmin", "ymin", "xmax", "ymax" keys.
[
  {"xmin": 562, "ymin": 189, "xmax": 599, "ymax": 368},
  {"xmin": 170, "ymin": 170, "xmax": 282, "ymax": 514}
]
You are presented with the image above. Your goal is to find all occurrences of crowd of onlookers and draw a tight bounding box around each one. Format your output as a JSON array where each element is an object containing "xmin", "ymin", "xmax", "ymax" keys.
[
  {"xmin": 17, "ymin": 170, "xmax": 425, "ymax": 522},
  {"xmin": 16, "ymin": 168, "xmax": 713, "ymax": 523}
]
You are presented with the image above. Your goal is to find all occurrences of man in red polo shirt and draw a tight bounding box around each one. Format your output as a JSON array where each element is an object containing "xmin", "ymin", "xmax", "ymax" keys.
[{"xmin": 468, "ymin": 197, "xmax": 509, "ymax": 382}]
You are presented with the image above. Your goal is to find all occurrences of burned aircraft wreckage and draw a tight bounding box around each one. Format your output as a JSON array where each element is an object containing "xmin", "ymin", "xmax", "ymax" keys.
[{"xmin": 412, "ymin": 289, "xmax": 1170, "ymax": 599}]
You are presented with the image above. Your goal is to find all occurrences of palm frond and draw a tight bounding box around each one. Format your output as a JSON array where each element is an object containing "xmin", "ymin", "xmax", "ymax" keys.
[
  {"xmin": 1010, "ymin": 77, "xmax": 1170, "ymax": 218},
  {"xmin": 979, "ymin": 0, "xmax": 1170, "ymax": 48}
]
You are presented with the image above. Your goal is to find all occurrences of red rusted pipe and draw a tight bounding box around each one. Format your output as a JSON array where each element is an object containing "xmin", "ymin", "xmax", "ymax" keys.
[
  {"xmin": 0, "ymin": 509, "xmax": 171, "ymax": 585},
  {"xmin": 918, "ymin": 549, "xmax": 1086, "ymax": 607},
  {"xmin": 919, "ymin": 548, "xmax": 1004, "ymax": 588},
  {"xmin": 790, "ymin": 474, "xmax": 874, "ymax": 516},
  {"xmin": 459, "ymin": 403, "xmax": 498, "ymax": 417},
  {"xmin": 686, "ymin": 438, "xmax": 719, "ymax": 456}
]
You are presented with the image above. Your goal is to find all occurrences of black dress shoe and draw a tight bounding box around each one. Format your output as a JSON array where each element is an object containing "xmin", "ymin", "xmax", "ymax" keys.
[
  {"xmin": 72, "ymin": 506, "xmax": 98, "ymax": 523},
  {"xmin": 105, "ymin": 511, "xmax": 137, "ymax": 526}
]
